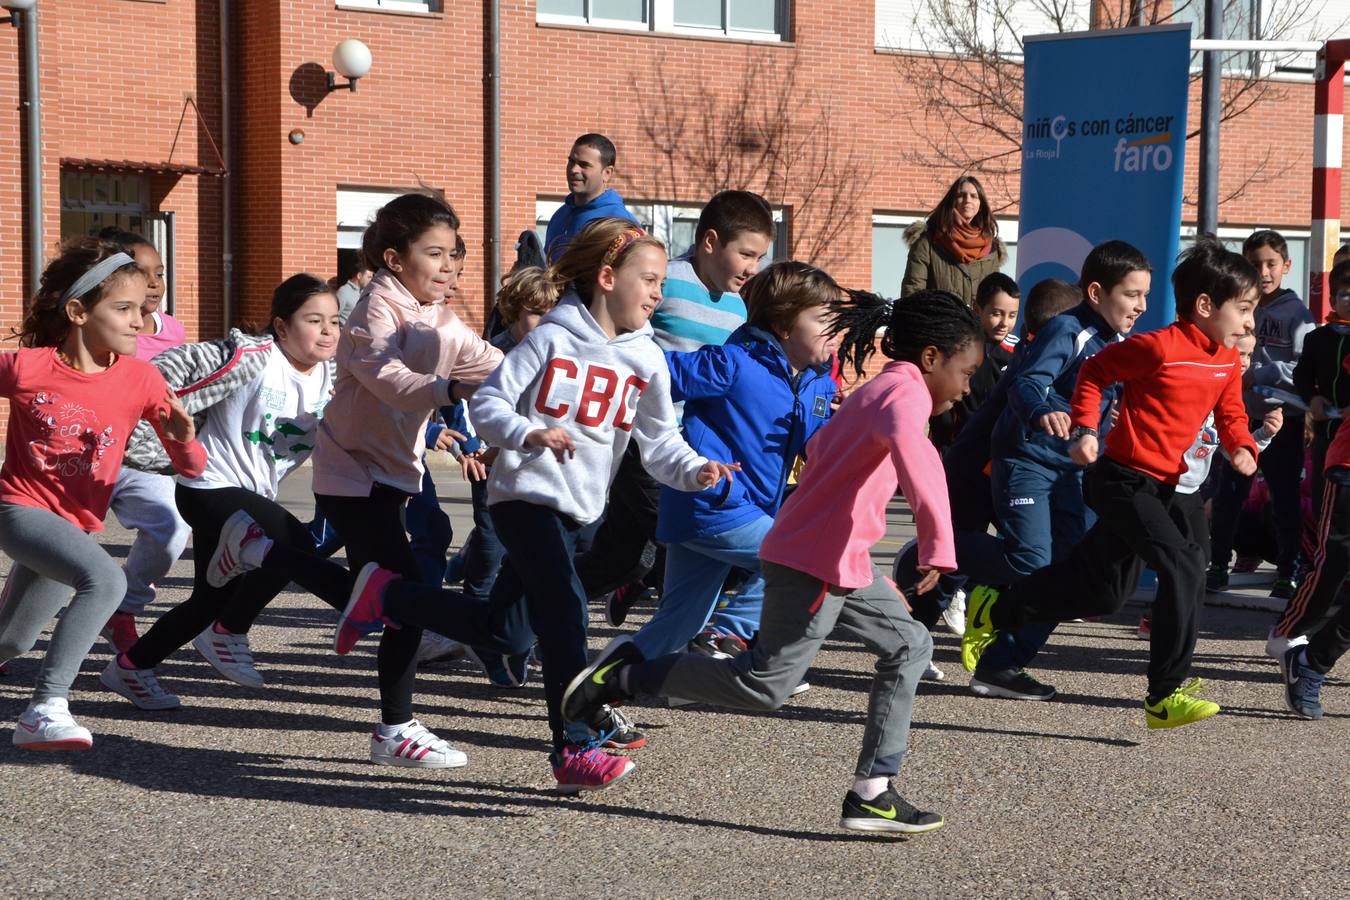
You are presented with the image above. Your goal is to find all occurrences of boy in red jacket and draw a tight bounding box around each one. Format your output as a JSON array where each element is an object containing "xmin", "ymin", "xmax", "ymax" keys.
[{"xmin": 963, "ymin": 238, "xmax": 1260, "ymax": 730}]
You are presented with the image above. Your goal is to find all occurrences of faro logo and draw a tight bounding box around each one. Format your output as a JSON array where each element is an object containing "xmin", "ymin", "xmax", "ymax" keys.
[{"xmin": 1113, "ymin": 136, "xmax": 1174, "ymax": 173}]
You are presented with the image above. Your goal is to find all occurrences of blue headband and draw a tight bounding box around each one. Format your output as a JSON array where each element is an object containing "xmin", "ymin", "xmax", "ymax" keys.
[{"xmin": 61, "ymin": 252, "xmax": 136, "ymax": 303}]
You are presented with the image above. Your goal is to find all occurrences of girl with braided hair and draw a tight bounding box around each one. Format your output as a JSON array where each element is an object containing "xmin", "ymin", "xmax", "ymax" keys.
[{"xmin": 560, "ymin": 289, "xmax": 983, "ymax": 834}]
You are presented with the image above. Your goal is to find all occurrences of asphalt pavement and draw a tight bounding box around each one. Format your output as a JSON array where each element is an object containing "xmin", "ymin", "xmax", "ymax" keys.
[{"xmin": 0, "ymin": 466, "xmax": 1345, "ymax": 898}]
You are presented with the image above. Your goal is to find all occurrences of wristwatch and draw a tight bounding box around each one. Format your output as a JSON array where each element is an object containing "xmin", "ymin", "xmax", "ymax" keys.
[{"xmin": 1069, "ymin": 426, "xmax": 1097, "ymax": 441}]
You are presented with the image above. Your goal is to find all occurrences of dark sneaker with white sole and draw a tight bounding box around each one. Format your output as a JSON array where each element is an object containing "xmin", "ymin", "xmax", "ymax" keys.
[
  {"xmin": 561, "ymin": 635, "xmax": 644, "ymax": 723},
  {"xmin": 970, "ymin": 667, "xmax": 1057, "ymax": 701},
  {"xmin": 840, "ymin": 785, "xmax": 944, "ymax": 834}
]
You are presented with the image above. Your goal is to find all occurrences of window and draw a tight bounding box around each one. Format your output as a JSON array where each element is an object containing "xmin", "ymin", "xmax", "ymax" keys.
[
  {"xmin": 875, "ymin": 0, "xmax": 1088, "ymax": 55},
  {"xmin": 336, "ymin": 0, "xmax": 438, "ymax": 13},
  {"xmin": 535, "ymin": 198, "xmax": 787, "ymax": 264},
  {"xmin": 1172, "ymin": 0, "xmax": 1257, "ymax": 72},
  {"xmin": 871, "ymin": 213, "xmax": 1018, "ymax": 295},
  {"xmin": 336, "ymin": 187, "xmax": 409, "ymax": 250},
  {"xmin": 538, "ymin": 0, "xmax": 786, "ymax": 41}
]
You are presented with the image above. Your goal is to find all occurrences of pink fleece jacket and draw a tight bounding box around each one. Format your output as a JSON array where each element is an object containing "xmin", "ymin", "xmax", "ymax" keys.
[
  {"xmin": 760, "ymin": 360, "xmax": 956, "ymax": 589},
  {"xmin": 311, "ymin": 269, "xmax": 503, "ymax": 497}
]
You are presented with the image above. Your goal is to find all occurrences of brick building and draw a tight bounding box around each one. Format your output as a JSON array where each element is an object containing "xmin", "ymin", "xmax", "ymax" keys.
[{"xmin": 0, "ymin": 0, "xmax": 1346, "ymax": 342}]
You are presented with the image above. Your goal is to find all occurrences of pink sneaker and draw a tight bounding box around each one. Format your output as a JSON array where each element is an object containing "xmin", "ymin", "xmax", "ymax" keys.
[
  {"xmin": 334, "ymin": 562, "xmax": 400, "ymax": 655},
  {"xmin": 552, "ymin": 742, "xmax": 635, "ymax": 795}
]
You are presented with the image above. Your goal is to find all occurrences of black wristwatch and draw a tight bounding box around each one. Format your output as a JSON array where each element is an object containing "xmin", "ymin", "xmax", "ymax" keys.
[{"xmin": 1069, "ymin": 426, "xmax": 1098, "ymax": 441}]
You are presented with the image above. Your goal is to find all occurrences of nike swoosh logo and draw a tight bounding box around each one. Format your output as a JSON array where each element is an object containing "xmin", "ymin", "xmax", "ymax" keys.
[
  {"xmin": 1147, "ymin": 705, "xmax": 1169, "ymax": 720},
  {"xmin": 591, "ymin": 658, "xmax": 625, "ymax": 686},
  {"xmin": 859, "ymin": 802, "xmax": 897, "ymax": 819},
  {"xmin": 972, "ymin": 598, "xmax": 991, "ymax": 629},
  {"xmin": 18, "ymin": 720, "xmax": 38, "ymax": 733}
]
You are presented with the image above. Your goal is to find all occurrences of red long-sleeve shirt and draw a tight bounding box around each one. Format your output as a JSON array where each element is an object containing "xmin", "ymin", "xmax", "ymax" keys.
[{"xmin": 1071, "ymin": 320, "xmax": 1257, "ymax": 485}]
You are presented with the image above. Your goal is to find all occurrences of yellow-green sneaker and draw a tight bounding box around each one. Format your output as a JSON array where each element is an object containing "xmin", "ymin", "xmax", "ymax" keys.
[
  {"xmin": 1144, "ymin": 682, "xmax": 1220, "ymax": 730},
  {"xmin": 961, "ymin": 585, "xmax": 1000, "ymax": 673}
]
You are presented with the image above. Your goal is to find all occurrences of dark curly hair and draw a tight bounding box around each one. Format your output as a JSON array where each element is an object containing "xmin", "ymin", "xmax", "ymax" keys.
[
  {"xmin": 832, "ymin": 288, "xmax": 982, "ymax": 380},
  {"xmin": 15, "ymin": 237, "xmax": 145, "ymax": 347}
]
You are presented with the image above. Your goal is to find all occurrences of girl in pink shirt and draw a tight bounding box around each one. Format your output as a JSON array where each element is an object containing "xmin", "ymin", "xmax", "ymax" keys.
[
  {"xmin": 560, "ymin": 289, "xmax": 983, "ymax": 834},
  {"xmin": 309, "ymin": 193, "xmax": 503, "ymax": 770},
  {"xmin": 0, "ymin": 237, "xmax": 204, "ymax": 752}
]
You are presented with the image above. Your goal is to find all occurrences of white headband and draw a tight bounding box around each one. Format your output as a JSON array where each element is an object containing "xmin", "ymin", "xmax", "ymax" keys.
[{"xmin": 61, "ymin": 252, "xmax": 136, "ymax": 303}]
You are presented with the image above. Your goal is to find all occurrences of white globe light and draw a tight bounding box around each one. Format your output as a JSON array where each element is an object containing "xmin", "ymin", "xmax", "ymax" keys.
[
  {"xmin": 332, "ymin": 39, "xmax": 372, "ymax": 81},
  {"xmin": 2, "ymin": 0, "xmax": 38, "ymax": 11}
]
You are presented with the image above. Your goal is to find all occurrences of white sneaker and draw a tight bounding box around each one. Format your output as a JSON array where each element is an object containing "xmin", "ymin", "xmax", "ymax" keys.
[
  {"xmin": 416, "ymin": 631, "xmax": 466, "ymax": 666},
  {"xmin": 99, "ymin": 658, "xmax": 181, "ymax": 710},
  {"xmin": 369, "ymin": 720, "xmax": 467, "ymax": 768},
  {"xmin": 13, "ymin": 698, "xmax": 92, "ymax": 750},
  {"xmin": 1266, "ymin": 627, "xmax": 1309, "ymax": 660},
  {"xmin": 193, "ymin": 626, "xmax": 265, "ymax": 688},
  {"xmin": 922, "ymin": 661, "xmax": 946, "ymax": 681},
  {"xmin": 789, "ymin": 681, "xmax": 811, "ymax": 696},
  {"xmin": 940, "ymin": 589, "xmax": 967, "ymax": 636},
  {"xmin": 207, "ymin": 510, "xmax": 272, "ymax": 588}
]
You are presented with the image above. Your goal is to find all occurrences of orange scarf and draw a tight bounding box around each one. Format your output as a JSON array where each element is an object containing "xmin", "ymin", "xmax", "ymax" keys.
[{"xmin": 933, "ymin": 221, "xmax": 993, "ymax": 265}]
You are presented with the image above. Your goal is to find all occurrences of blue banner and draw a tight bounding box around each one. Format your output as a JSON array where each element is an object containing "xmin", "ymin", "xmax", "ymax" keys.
[{"xmin": 1018, "ymin": 25, "xmax": 1191, "ymax": 333}]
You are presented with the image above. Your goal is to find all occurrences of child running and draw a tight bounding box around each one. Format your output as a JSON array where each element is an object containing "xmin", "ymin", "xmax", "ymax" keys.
[
  {"xmin": 101, "ymin": 274, "xmax": 355, "ymax": 707},
  {"xmin": 310, "ymin": 192, "xmax": 503, "ymax": 769},
  {"xmin": 334, "ymin": 217, "xmax": 737, "ymax": 793},
  {"xmin": 559, "ymin": 289, "xmax": 982, "ymax": 833},
  {"xmin": 962, "ymin": 238, "xmax": 1260, "ymax": 730},
  {"xmin": 928, "ymin": 271, "xmax": 1019, "ymax": 449},
  {"xmin": 631, "ymin": 261, "xmax": 839, "ymax": 659},
  {"xmin": 0, "ymin": 237, "xmax": 205, "ymax": 749}
]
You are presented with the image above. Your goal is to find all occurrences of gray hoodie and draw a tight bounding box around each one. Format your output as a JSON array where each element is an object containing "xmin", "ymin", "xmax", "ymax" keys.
[
  {"xmin": 470, "ymin": 293, "xmax": 708, "ymax": 526},
  {"xmin": 1250, "ymin": 288, "xmax": 1315, "ymax": 405}
]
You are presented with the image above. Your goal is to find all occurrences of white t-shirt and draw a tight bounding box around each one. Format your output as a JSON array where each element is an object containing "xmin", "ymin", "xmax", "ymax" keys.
[{"xmin": 182, "ymin": 344, "xmax": 333, "ymax": 499}]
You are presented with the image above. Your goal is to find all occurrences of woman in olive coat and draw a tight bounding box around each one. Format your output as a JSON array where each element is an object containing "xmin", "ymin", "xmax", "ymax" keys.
[{"xmin": 902, "ymin": 174, "xmax": 1005, "ymax": 304}]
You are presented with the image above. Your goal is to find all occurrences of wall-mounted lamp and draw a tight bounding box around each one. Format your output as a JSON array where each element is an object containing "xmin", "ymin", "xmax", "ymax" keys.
[
  {"xmin": 0, "ymin": 0, "xmax": 37, "ymax": 27},
  {"xmin": 327, "ymin": 39, "xmax": 371, "ymax": 93}
]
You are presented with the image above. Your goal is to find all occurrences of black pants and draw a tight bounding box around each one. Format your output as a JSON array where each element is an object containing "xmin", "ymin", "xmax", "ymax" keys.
[
  {"xmin": 1211, "ymin": 414, "xmax": 1305, "ymax": 578},
  {"xmin": 317, "ymin": 485, "xmax": 424, "ymax": 725},
  {"xmin": 129, "ymin": 485, "xmax": 351, "ymax": 669},
  {"xmin": 991, "ymin": 457, "xmax": 1206, "ymax": 699},
  {"xmin": 1276, "ymin": 467, "xmax": 1350, "ymax": 640},
  {"xmin": 575, "ymin": 442, "xmax": 661, "ymax": 598}
]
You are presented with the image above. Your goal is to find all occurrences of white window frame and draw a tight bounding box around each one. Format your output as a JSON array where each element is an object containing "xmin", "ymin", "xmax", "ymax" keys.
[
  {"xmin": 337, "ymin": 187, "xmax": 412, "ymax": 250},
  {"xmin": 537, "ymin": 0, "xmax": 785, "ymax": 42},
  {"xmin": 874, "ymin": 0, "xmax": 1090, "ymax": 58},
  {"xmin": 336, "ymin": 0, "xmax": 436, "ymax": 14}
]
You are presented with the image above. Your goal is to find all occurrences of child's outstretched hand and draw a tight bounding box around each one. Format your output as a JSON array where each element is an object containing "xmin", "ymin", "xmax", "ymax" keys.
[
  {"xmin": 460, "ymin": 451, "xmax": 488, "ymax": 483},
  {"xmin": 1069, "ymin": 433, "xmax": 1098, "ymax": 466},
  {"xmin": 158, "ymin": 390, "xmax": 195, "ymax": 443},
  {"xmin": 1231, "ymin": 447, "xmax": 1257, "ymax": 477},
  {"xmin": 433, "ymin": 427, "xmax": 468, "ymax": 451},
  {"xmin": 1262, "ymin": 406, "xmax": 1284, "ymax": 436},
  {"xmin": 913, "ymin": 565, "xmax": 949, "ymax": 596},
  {"xmin": 697, "ymin": 460, "xmax": 741, "ymax": 487},
  {"xmin": 525, "ymin": 426, "xmax": 575, "ymax": 462}
]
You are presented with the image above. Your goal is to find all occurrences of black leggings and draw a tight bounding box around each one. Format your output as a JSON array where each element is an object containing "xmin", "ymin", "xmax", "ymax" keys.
[
  {"xmin": 316, "ymin": 485, "xmax": 424, "ymax": 725},
  {"xmin": 128, "ymin": 484, "xmax": 352, "ymax": 670}
]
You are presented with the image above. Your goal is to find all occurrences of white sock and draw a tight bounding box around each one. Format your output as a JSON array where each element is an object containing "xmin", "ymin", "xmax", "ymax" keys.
[
  {"xmin": 240, "ymin": 535, "xmax": 274, "ymax": 569},
  {"xmin": 851, "ymin": 776, "xmax": 889, "ymax": 801},
  {"xmin": 376, "ymin": 720, "xmax": 414, "ymax": 738}
]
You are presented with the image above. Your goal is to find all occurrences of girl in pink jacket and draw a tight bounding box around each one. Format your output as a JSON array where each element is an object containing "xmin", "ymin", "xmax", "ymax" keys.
[
  {"xmin": 309, "ymin": 193, "xmax": 503, "ymax": 770},
  {"xmin": 560, "ymin": 290, "xmax": 983, "ymax": 834}
]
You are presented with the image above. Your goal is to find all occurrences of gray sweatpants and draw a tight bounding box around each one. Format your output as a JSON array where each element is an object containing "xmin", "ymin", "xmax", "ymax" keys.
[
  {"xmin": 637, "ymin": 560, "xmax": 932, "ymax": 778},
  {"xmin": 108, "ymin": 467, "xmax": 190, "ymax": 615},
  {"xmin": 0, "ymin": 502, "xmax": 127, "ymax": 702}
]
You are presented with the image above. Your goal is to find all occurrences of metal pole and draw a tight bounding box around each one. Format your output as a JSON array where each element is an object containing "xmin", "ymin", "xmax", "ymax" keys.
[
  {"xmin": 21, "ymin": 5, "xmax": 41, "ymax": 297},
  {"xmin": 1198, "ymin": 0, "xmax": 1222, "ymax": 235},
  {"xmin": 1131, "ymin": 0, "xmax": 1144, "ymax": 28},
  {"xmin": 220, "ymin": 0, "xmax": 233, "ymax": 333},
  {"xmin": 487, "ymin": 0, "xmax": 501, "ymax": 313}
]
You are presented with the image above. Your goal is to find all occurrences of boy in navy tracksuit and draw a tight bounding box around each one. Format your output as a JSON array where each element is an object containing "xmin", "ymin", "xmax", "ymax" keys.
[
  {"xmin": 630, "ymin": 262, "xmax": 838, "ymax": 658},
  {"xmin": 1209, "ymin": 230, "xmax": 1314, "ymax": 599},
  {"xmin": 974, "ymin": 242, "xmax": 1151, "ymax": 700}
]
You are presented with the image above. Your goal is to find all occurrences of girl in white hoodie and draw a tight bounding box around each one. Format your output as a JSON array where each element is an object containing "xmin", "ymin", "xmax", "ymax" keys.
[{"xmin": 335, "ymin": 217, "xmax": 736, "ymax": 792}]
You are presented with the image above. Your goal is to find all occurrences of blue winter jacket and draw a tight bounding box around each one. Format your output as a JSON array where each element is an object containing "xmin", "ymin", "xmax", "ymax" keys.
[
  {"xmin": 991, "ymin": 302, "xmax": 1121, "ymax": 471},
  {"xmin": 544, "ymin": 189, "xmax": 639, "ymax": 262},
  {"xmin": 656, "ymin": 324, "xmax": 836, "ymax": 544}
]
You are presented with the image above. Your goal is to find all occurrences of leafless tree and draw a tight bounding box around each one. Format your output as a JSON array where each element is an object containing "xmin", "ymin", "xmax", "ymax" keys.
[
  {"xmin": 627, "ymin": 49, "xmax": 876, "ymax": 269},
  {"xmin": 887, "ymin": 0, "xmax": 1337, "ymax": 211}
]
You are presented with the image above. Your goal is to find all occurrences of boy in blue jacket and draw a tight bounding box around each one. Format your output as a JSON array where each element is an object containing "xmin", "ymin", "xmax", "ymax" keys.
[
  {"xmin": 628, "ymin": 262, "xmax": 839, "ymax": 659},
  {"xmin": 974, "ymin": 241, "xmax": 1151, "ymax": 701}
]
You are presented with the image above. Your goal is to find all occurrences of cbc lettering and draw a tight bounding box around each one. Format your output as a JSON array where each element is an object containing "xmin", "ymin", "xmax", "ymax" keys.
[{"xmin": 534, "ymin": 357, "xmax": 648, "ymax": 432}]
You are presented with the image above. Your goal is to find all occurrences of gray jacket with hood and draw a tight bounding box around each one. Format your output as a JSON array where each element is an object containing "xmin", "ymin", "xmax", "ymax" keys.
[
  {"xmin": 470, "ymin": 293, "xmax": 708, "ymax": 526},
  {"xmin": 1250, "ymin": 287, "xmax": 1315, "ymax": 409}
]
